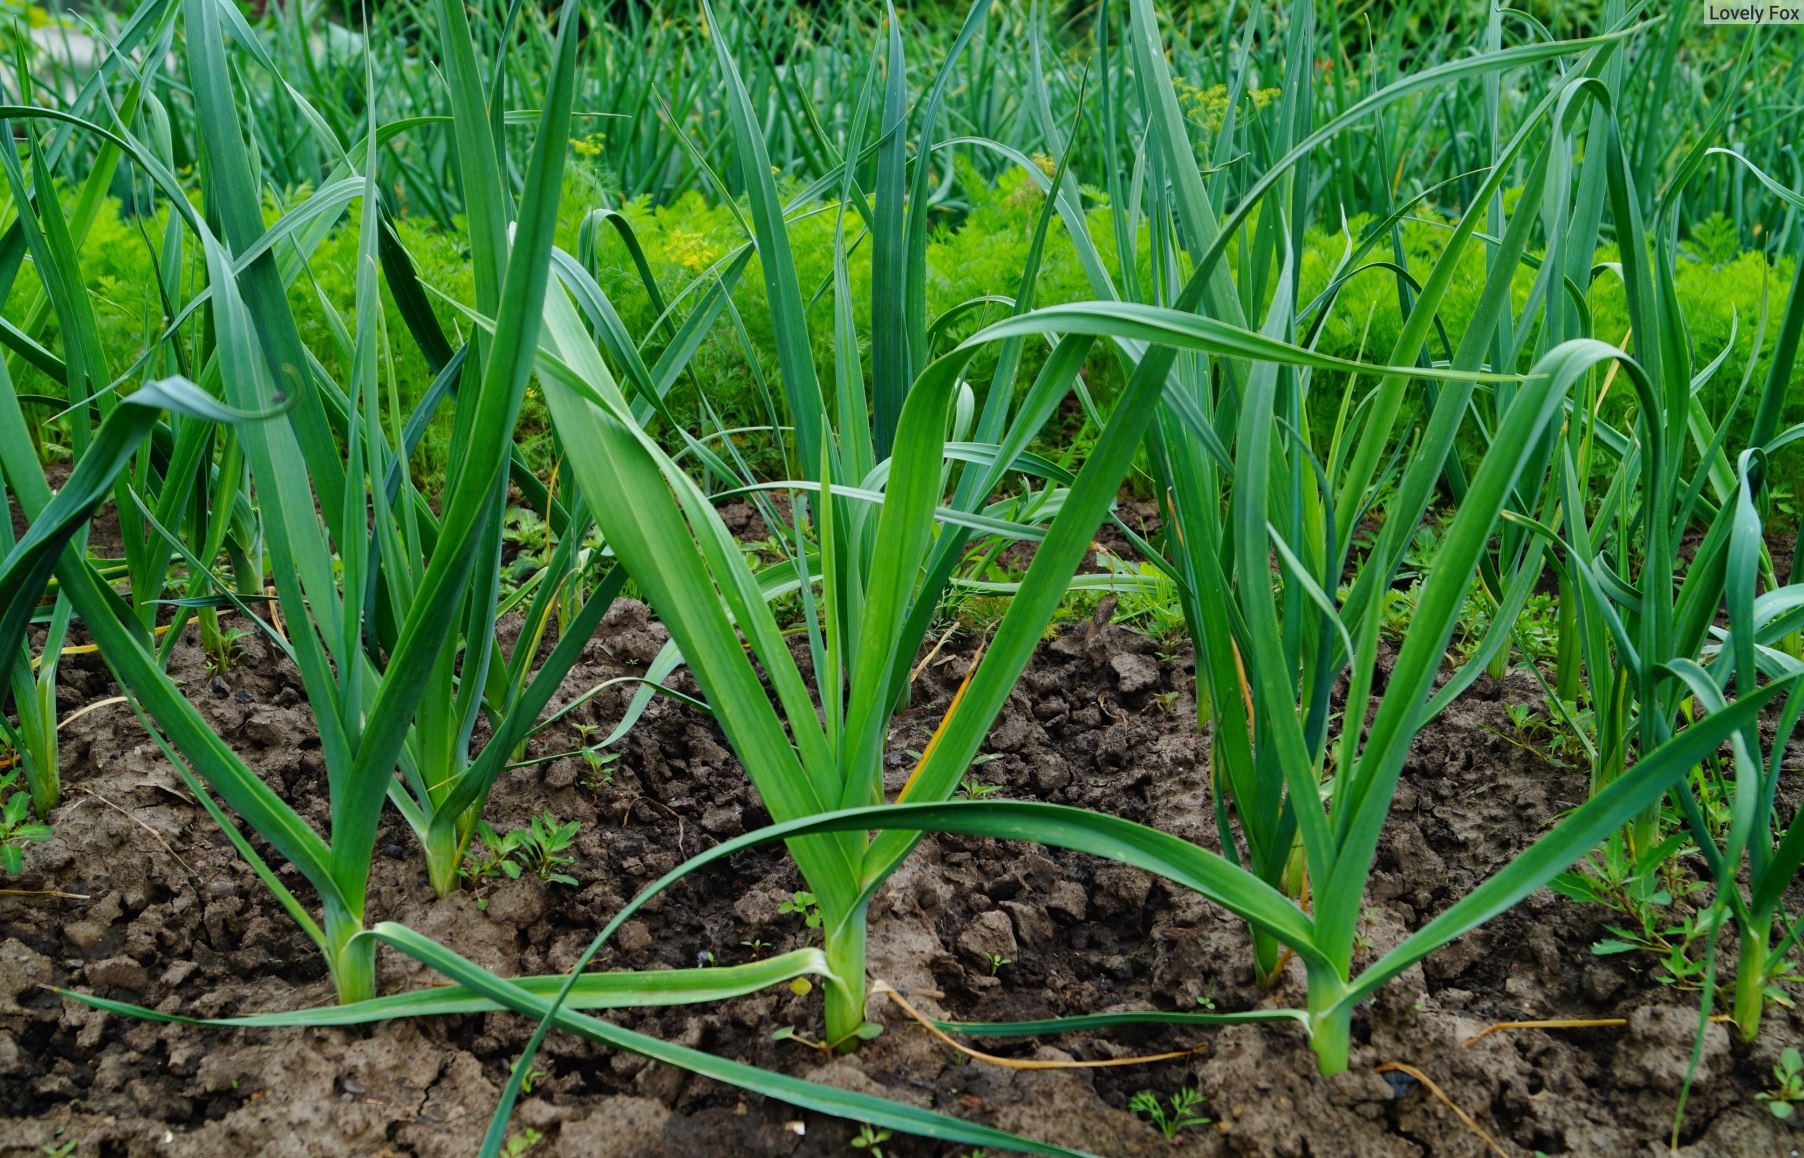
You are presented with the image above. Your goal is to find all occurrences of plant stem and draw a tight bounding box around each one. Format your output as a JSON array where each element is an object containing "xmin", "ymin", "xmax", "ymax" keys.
[
  {"xmin": 1485, "ymin": 599, "xmax": 1510, "ymax": 682},
  {"xmin": 1734, "ymin": 916, "xmax": 1770, "ymax": 1043},
  {"xmin": 325, "ymin": 902, "xmax": 377, "ymax": 1004},
  {"xmin": 424, "ymin": 817, "xmax": 467, "ymax": 898},
  {"xmin": 1252, "ymin": 927, "xmax": 1285, "ymax": 988},
  {"xmin": 1555, "ymin": 576, "xmax": 1580, "ymax": 702},
  {"xmin": 13, "ymin": 672, "xmax": 57, "ymax": 815},
  {"xmin": 198, "ymin": 606, "xmax": 225, "ymax": 664},
  {"xmin": 1628, "ymin": 805, "xmax": 1661, "ymax": 874},
  {"xmin": 822, "ymin": 901, "xmax": 870, "ymax": 1051},
  {"xmin": 1306, "ymin": 964, "xmax": 1352, "ymax": 1076},
  {"xmin": 21, "ymin": 736, "xmax": 57, "ymax": 818}
]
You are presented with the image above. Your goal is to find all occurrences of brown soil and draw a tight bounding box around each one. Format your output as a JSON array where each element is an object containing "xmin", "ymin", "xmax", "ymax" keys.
[{"xmin": 3, "ymin": 602, "xmax": 1802, "ymax": 1157}]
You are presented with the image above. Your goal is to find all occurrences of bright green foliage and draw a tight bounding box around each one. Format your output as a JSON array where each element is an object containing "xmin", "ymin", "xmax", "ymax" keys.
[
  {"xmin": 1758, "ymin": 1048, "xmax": 1803, "ymax": 1120},
  {"xmin": 15, "ymin": 181, "xmax": 1793, "ymax": 490},
  {"xmin": 516, "ymin": 814, "xmax": 582, "ymax": 886},
  {"xmin": 466, "ymin": 822, "xmax": 528, "ymax": 887},
  {"xmin": 0, "ymin": 767, "xmax": 53, "ymax": 874},
  {"xmin": 778, "ymin": 890, "xmax": 824, "ymax": 931},
  {"xmin": 467, "ymin": 815, "xmax": 581, "ymax": 888},
  {"xmin": 850, "ymin": 1124, "xmax": 893, "ymax": 1156},
  {"xmin": 1129, "ymin": 1088, "xmax": 1211, "ymax": 1140},
  {"xmin": 4, "ymin": 1, "xmax": 1803, "ymax": 1156}
]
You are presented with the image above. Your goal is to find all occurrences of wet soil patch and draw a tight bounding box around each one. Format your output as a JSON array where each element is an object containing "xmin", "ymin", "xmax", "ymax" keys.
[{"xmin": 3, "ymin": 602, "xmax": 1802, "ymax": 1156}]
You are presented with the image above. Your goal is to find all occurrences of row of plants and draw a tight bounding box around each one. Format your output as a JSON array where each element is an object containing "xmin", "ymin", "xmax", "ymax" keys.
[{"xmin": 1, "ymin": 0, "xmax": 1801, "ymax": 1153}]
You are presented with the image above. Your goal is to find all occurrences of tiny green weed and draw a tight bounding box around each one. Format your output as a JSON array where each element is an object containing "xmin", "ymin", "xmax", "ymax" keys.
[
  {"xmin": 779, "ymin": 890, "xmax": 823, "ymax": 930},
  {"xmin": 1757, "ymin": 1048, "xmax": 1803, "ymax": 1120},
  {"xmin": 0, "ymin": 768, "xmax": 53, "ymax": 875},
  {"xmin": 465, "ymin": 814, "xmax": 582, "ymax": 888},
  {"xmin": 1129, "ymin": 1087, "xmax": 1210, "ymax": 1140}
]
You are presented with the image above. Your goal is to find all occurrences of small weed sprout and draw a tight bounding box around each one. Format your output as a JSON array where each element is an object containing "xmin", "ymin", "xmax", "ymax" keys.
[
  {"xmin": 1757, "ymin": 1048, "xmax": 1803, "ymax": 1120},
  {"xmin": 958, "ymin": 772, "xmax": 1000, "ymax": 799},
  {"xmin": 569, "ymin": 721, "xmax": 618, "ymax": 789},
  {"xmin": 498, "ymin": 1126, "xmax": 544, "ymax": 1158},
  {"xmin": 520, "ymin": 814, "xmax": 581, "ymax": 885},
  {"xmin": 986, "ymin": 952, "xmax": 1011, "ymax": 975},
  {"xmin": 779, "ymin": 890, "xmax": 823, "ymax": 929},
  {"xmin": 1129, "ymin": 1087, "xmax": 1211, "ymax": 1139},
  {"xmin": 202, "ymin": 625, "xmax": 250, "ymax": 678},
  {"xmin": 1352, "ymin": 905, "xmax": 1380, "ymax": 954},
  {"xmin": 1552, "ymin": 832, "xmax": 1712, "ymax": 988},
  {"xmin": 1092, "ymin": 547, "xmax": 1186, "ymax": 643},
  {"xmin": 0, "ymin": 769, "xmax": 53, "ymax": 875},
  {"xmin": 466, "ymin": 822, "xmax": 527, "ymax": 886},
  {"xmin": 465, "ymin": 814, "xmax": 581, "ymax": 888},
  {"xmin": 741, "ymin": 938, "xmax": 771, "ymax": 958},
  {"xmin": 577, "ymin": 746, "xmax": 618, "ymax": 789},
  {"xmin": 849, "ymin": 1123, "xmax": 892, "ymax": 1156}
]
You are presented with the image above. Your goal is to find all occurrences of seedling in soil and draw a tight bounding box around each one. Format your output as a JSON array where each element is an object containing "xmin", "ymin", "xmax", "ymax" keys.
[
  {"xmin": 0, "ymin": 768, "xmax": 53, "ymax": 875},
  {"xmin": 742, "ymin": 938, "xmax": 772, "ymax": 958},
  {"xmin": 202, "ymin": 625, "xmax": 251, "ymax": 678},
  {"xmin": 849, "ymin": 1123, "xmax": 892, "ymax": 1156},
  {"xmin": 518, "ymin": 814, "xmax": 581, "ymax": 886},
  {"xmin": 772, "ymin": 1019, "xmax": 884, "ymax": 1056},
  {"xmin": 576, "ymin": 748, "xmax": 619, "ymax": 791},
  {"xmin": 502, "ymin": 506, "xmax": 555, "ymax": 588},
  {"xmin": 958, "ymin": 773, "xmax": 1000, "ymax": 800},
  {"xmin": 1757, "ymin": 1048, "xmax": 1803, "ymax": 1120},
  {"xmin": 466, "ymin": 822, "xmax": 528, "ymax": 885},
  {"xmin": 986, "ymin": 953, "xmax": 1011, "ymax": 976},
  {"xmin": 1091, "ymin": 547, "xmax": 1187, "ymax": 645},
  {"xmin": 779, "ymin": 891, "xmax": 824, "ymax": 930},
  {"xmin": 1554, "ymin": 831, "xmax": 1713, "ymax": 989},
  {"xmin": 465, "ymin": 814, "xmax": 581, "ymax": 888},
  {"xmin": 1129, "ymin": 1088, "xmax": 1210, "ymax": 1140},
  {"xmin": 498, "ymin": 1127, "xmax": 544, "ymax": 1158},
  {"xmin": 1493, "ymin": 700, "xmax": 1593, "ymax": 771},
  {"xmin": 564, "ymin": 722, "xmax": 619, "ymax": 790}
]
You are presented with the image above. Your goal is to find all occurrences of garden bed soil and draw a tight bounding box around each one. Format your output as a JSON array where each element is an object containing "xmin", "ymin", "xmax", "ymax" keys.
[{"xmin": 3, "ymin": 601, "xmax": 1802, "ymax": 1157}]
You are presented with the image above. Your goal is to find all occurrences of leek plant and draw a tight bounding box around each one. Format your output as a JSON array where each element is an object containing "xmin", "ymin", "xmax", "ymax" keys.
[
  {"xmin": 506, "ymin": 1, "xmax": 1682, "ymax": 1078},
  {"xmin": 1519, "ymin": 124, "xmax": 1804, "ymax": 1043},
  {"xmin": 522, "ymin": 0, "xmax": 1542, "ymax": 1053},
  {"xmin": 1535, "ymin": 119, "xmax": 1794, "ymax": 849},
  {"xmin": 530, "ymin": 305, "xmax": 1796, "ymax": 1075},
  {"xmin": 0, "ymin": 0, "xmax": 630, "ymax": 1001},
  {"xmin": 560, "ymin": 332, "xmax": 1742, "ymax": 1077},
  {"xmin": 1668, "ymin": 498, "xmax": 1804, "ymax": 1043},
  {"xmin": 0, "ymin": 6, "xmax": 185, "ymax": 815},
  {"xmin": 1543, "ymin": 144, "xmax": 1804, "ymax": 1040},
  {"xmin": 935, "ymin": 0, "xmax": 1634, "ymax": 993},
  {"xmin": 1111, "ymin": 0, "xmax": 1584, "ymax": 984}
]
